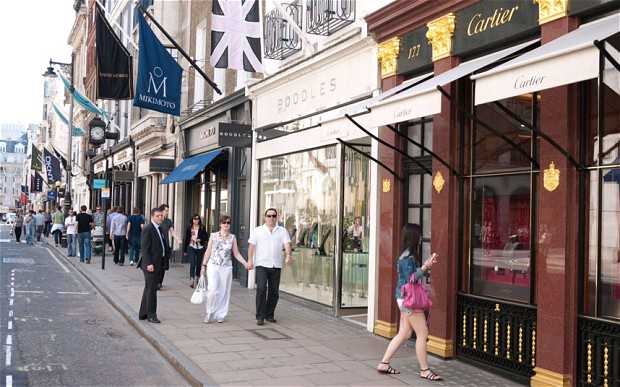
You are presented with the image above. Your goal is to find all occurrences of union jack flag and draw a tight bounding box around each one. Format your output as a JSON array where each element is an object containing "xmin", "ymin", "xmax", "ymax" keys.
[{"xmin": 210, "ymin": 0, "xmax": 263, "ymax": 73}]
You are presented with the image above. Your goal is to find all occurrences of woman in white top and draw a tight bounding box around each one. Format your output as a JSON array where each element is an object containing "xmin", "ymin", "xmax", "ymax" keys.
[
  {"xmin": 200, "ymin": 215, "xmax": 251, "ymax": 323},
  {"xmin": 64, "ymin": 209, "xmax": 78, "ymax": 257}
]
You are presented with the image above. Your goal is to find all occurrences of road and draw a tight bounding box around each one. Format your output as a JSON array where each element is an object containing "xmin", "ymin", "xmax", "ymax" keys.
[{"xmin": 0, "ymin": 224, "xmax": 188, "ymax": 387}]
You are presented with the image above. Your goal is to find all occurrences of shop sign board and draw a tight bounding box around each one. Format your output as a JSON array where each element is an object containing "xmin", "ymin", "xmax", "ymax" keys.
[
  {"xmin": 189, "ymin": 122, "xmax": 252, "ymax": 154},
  {"xmin": 113, "ymin": 170, "xmax": 134, "ymax": 182},
  {"xmin": 101, "ymin": 188, "xmax": 111, "ymax": 199},
  {"xmin": 93, "ymin": 179, "xmax": 106, "ymax": 189},
  {"xmin": 113, "ymin": 147, "xmax": 133, "ymax": 166},
  {"xmin": 453, "ymin": 0, "xmax": 539, "ymax": 56},
  {"xmin": 397, "ymin": 27, "xmax": 433, "ymax": 75},
  {"xmin": 570, "ymin": 0, "xmax": 620, "ymax": 16},
  {"xmin": 253, "ymin": 44, "xmax": 376, "ymax": 128},
  {"xmin": 93, "ymin": 160, "xmax": 106, "ymax": 174}
]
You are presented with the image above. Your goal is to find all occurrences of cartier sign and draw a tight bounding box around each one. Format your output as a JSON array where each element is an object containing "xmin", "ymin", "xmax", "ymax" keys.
[{"xmin": 454, "ymin": 0, "xmax": 539, "ymax": 56}]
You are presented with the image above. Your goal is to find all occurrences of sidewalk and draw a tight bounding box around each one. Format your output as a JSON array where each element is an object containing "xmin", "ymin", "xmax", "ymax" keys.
[{"xmin": 46, "ymin": 240, "xmax": 521, "ymax": 387}]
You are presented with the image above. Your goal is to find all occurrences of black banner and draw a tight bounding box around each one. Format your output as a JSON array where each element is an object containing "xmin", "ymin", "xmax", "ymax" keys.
[
  {"xmin": 44, "ymin": 149, "xmax": 62, "ymax": 183},
  {"xmin": 32, "ymin": 173, "xmax": 44, "ymax": 193},
  {"xmin": 31, "ymin": 145, "xmax": 42, "ymax": 172},
  {"xmin": 571, "ymin": 0, "xmax": 620, "ymax": 16},
  {"xmin": 21, "ymin": 185, "xmax": 28, "ymax": 194},
  {"xmin": 453, "ymin": 0, "xmax": 539, "ymax": 56},
  {"xmin": 397, "ymin": 27, "xmax": 433, "ymax": 76},
  {"xmin": 96, "ymin": 4, "xmax": 133, "ymax": 100}
]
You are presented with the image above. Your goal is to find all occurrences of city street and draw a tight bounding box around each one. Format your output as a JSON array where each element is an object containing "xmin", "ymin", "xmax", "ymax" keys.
[{"xmin": 0, "ymin": 231, "xmax": 187, "ymax": 387}]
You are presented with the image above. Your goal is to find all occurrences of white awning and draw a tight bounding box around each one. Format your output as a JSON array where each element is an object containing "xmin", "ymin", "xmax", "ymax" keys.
[
  {"xmin": 363, "ymin": 39, "xmax": 538, "ymax": 127},
  {"xmin": 473, "ymin": 12, "xmax": 620, "ymax": 105}
]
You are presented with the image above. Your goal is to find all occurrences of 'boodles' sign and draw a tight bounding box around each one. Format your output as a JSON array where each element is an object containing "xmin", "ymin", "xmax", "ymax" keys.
[{"xmin": 133, "ymin": 13, "xmax": 183, "ymax": 116}]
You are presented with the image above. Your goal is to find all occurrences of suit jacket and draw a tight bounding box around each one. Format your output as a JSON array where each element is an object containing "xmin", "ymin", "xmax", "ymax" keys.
[{"xmin": 137, "ymin": 223, "xmax": 167, "ymax": 271}]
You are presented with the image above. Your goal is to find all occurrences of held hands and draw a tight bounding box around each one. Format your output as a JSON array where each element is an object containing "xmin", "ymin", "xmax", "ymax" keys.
[
  {"xmin": 244, "ymin": 261, "xmax": 253, "ymax": 270},
  {"xmin": 422, "ymin": 253, "xmax": 439, "ymax": 271}
]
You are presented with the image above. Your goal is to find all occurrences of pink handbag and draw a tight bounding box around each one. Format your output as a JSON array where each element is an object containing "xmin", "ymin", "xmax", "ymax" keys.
[{"xmin": 401, "ymin": 274, "xmax": 432, "ymax": 310}]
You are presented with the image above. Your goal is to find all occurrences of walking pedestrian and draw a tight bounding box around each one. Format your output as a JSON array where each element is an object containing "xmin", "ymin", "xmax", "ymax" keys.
[
  {"xmin": 157, "ymin": 204, "xmax": 174, "ymax": 290},
  {"xmin": 106, "ymin": 207, "xmax": 117, "ymax": 252},
  {"xmin": 65, "ymin": 209, "xmax": 78, "ymax": 257},
  {"xmin": 24, "ymin": 210, "xmax": 35, "ymax": 246},
  {"xmin": 51, "ymin": 206, "xmax": 65, "ymax": 247},
  {"xmin": 126, "ymin": 207, "xmax": 145, "ymax": 266},
  {"xmin": 138, "ymin": 207, "xmax": 167, "ymax": 324},
  {"xmin": 248, "ymin": 208, "xmax": 292, "ymax": 326},
  {"xmin": 110, "ymin": 207, "xmax": 128, "ymax": 265},
  {"xmin": 93, "ymin": 206, "xmax": 105, "ymax": 229},
  {"xmin": 76, "ymin": 205, "xmax": 94, "ymax": 263},
  {"xmin": 376, "ymin": 223, "xmax": 441, "ymax": 381},
  {"xmin": 14, "ymin": 211, "xmax": 23, "ymax": 243},
  {"xmin": 34, "ymin": 209, "xmax": 45, "ymax": 242},
  {"xmin": 183, "ymin": 214, "xmax": 208, "ymax": 288},
  {"xmin": 200, "ymin": 215, "xmax": 250, "ymax": 323},
  {"xmin": 44, "ymin": 210, "xmax": 52, "ymax": 238}
]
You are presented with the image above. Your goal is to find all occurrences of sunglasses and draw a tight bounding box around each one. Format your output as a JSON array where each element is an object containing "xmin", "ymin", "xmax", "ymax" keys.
[
  {"xmin": 221, "ymin": 221, "xmax": 231, "ymax": 224},
  {"xmin": 265, "ymin": 214, "xmax": 277, "ymax": 218},
  {"xmin": 193, "ymin": 218, "xmax": 200, "ymax": 220}
]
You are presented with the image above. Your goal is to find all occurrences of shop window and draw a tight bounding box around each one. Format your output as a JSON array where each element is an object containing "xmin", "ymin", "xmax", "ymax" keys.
[
  {"xmin": 468, "ymin": 94, "xmax": 538, "ymax": 304},
  {"xmin": 585, "ymin": 80, "xmax": 620, "ymax": 320},
  {"xmin": 341, "ymin": 145, "xmax": 371, "ymax": 307},
  {"xmin": 259, "ymin": 147, "xmax": 338, "ymax": 306}
]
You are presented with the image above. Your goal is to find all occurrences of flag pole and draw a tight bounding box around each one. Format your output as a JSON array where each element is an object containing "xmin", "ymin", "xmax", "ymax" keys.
[{"xmin": 137, "ymin": 4, "xmax": 222, "ymax": 95}]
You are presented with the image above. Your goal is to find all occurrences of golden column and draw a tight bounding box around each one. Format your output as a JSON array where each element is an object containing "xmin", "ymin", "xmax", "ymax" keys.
[
  {"xmin": 378, "ymin": 37, "xmax": 401, "ymax": 79},
  {"xmin": 426, "ymin": 13, "xmax": 456, "ymax": 62},
  {"xmin": 534, "ymin": 0, "xmax": 569, "ymax": 25}
]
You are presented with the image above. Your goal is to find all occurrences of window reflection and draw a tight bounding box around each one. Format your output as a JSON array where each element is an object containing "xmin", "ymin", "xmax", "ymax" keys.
[
  {"xmin": 259, "ymin": 147, "xmax": 338, "ymax": 306},
  {"xmin": 471, "ymin": 175, "xmax": 531, "ymax": 303}
]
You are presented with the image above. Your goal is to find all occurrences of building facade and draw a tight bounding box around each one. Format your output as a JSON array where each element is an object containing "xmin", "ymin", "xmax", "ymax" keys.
[{"xmin": 0, "ymin": 134, "xmax": 28, "ymax": 209}]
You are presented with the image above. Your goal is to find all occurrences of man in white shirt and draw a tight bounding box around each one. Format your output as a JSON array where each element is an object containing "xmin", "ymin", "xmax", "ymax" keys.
[{"xmin": 248, "ymin": 208, "xmax": 292, "ymax": 326}]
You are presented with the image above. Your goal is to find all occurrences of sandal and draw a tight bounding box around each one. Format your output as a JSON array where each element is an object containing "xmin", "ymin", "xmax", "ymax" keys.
[
  {"xmin": 420, "ymin": 368, "xmax": 443, "ymax": 381},
  {"xmin": 377, "ymin": 362, "xmax": 400, "ymax": 374}
]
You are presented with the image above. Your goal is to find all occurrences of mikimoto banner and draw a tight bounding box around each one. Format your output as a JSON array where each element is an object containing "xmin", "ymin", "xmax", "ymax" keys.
[
  {"xmin": 133, "ymin": 13, "xmax": 183, "ymax": 116},
  {"xmin": 43, "ymin": 148, "xmax": 62, "ymax": 183}
]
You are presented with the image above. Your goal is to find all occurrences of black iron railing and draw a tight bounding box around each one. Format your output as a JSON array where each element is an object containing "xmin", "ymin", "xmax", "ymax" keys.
[
  {"xmin": 263, "ymin": 2, "xmax": 302, "ymax": 60},
  {"xmin": 457, "ymin": 294, "xmax": 537, "ymax": 378},
  {"xmin": 306, "ymin": 0, "xmax": 355, "ymax": 36},
  {"xmin": 578, "ymin": 316, "xmax": 620, "ymax": 387}
]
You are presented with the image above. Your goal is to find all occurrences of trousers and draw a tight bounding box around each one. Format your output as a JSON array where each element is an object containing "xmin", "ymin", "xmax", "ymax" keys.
[
  {"xmin": 139, "ymin": 268, "xmax": 160, "ymax": 319},
  {"xmin": 255, "ymin": 266, "xmax": 281, "ymax": 321},
  {"xmin": 113, "ymin": 236, "xmax": 127, "ymax": 264},
  {"xmin": 188, "ymin": 247, "xmax": 204, "ymax": 279},
  {"xmin": 205, "ymin": 263, "xmax": 233, "ymax": 321}
]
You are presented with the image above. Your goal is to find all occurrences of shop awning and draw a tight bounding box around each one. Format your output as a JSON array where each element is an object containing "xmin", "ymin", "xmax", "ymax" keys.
[
  {"xmin": 357, "ymin": 39, "xmax": 538, "ymax": 127},
  {"xmin": 472, "ymin": 13, "xmax": 620, "ymax": 105},
  {"xmin": 161, "ymin": 150, "xmax": 221, "ymax": 184}
]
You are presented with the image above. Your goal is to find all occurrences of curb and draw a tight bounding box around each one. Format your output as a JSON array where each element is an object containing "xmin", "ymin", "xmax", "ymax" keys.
[{"xmin": 46, "ymin": 242, "xmax": 217, "ymax": 387}]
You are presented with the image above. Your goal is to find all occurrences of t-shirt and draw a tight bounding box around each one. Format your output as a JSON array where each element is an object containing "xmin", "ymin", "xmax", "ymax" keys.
[
  {"xmin": 127, "ymin": 215, "xmax": 145, "ymax": 238},
  {"xmin": 52, "ymin": 211, "xmax": 65, "ymax": 224},
  {"xmin": 160, "ymin": 218, "xmax": 173, "ymax": 241},
  {"xmin": 34, "ymin": 213, "xmax": 45, "ymax": 226},
  {"xmin": 64, "ymin": 216, "xmax": 77, "ymax": 235},
  {"xmin": 76, "ymin": 213, "xmax": 93, "ymax": 234}
]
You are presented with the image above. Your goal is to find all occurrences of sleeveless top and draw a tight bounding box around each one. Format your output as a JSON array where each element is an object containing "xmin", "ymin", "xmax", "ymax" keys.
[{"xmin": 209, "ymin": 232, "xmax": 235, "ymax": 266}]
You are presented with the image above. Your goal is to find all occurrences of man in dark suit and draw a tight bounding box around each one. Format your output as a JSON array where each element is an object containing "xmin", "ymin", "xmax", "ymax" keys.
[{"xmin": 138, "ymin": 207, "xmax": 167, "ymax": 323}]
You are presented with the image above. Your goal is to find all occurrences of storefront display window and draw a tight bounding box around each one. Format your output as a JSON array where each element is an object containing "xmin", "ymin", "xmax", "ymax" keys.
[
  {"xmin": 586, "ymin": 80, "xmax": 620, "ymax": 320},
  {"xmin": 342, "ymin": 146, "xmax": 371, "ymax": 308},
  {"xmin": 259, "ymin": 147, "xmax": 338, "ymax": 306},
  {"xmin": 469, "ymin": 94, "xmax": 538, "ymax": 304}
]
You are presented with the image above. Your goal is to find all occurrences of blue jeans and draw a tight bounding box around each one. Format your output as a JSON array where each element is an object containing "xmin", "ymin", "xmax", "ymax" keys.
[
  {"xmin": 78, "ymin": 232, "xmax": 92, "ymax": 262},
  {"xmin": 128, "ymin": 236, "xmax": 141, "ymax": 263},
  {"xmin": 26, "ymin": 224, "xmax": 35, "ymax": 245},
  {"xmin": 67, "ymin": 234, "xmax": 77, "ymax": 257}
]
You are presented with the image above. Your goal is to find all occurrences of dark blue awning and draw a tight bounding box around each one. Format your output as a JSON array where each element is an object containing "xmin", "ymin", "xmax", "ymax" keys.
[{"xmin": 161, "ymin": 150, "xmax": 221, "ymax": 184}]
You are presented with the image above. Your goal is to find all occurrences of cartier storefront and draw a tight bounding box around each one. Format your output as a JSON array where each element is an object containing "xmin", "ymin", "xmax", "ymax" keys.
[{"xmin": 366, "ymin": 0, "xmax": 620, "ymax": 385}]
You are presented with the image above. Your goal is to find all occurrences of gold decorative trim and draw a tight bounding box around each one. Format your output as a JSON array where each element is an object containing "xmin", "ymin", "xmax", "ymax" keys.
[
  {"xmin": 433, "ymin": 171, "xmax": 445, "ymax": 193},
  {"xmin": 374, "ymin": 320, "xmax": 397, "ymax": 338},
  {"xmin": 378, "ymin": 37, "xmax": 400, "ymax": 79},
  {"xmin": 426, "ymin": 13, "xmax": 456, "ymax": 61},
  {"xmin": 427, "ymin": 335, "xmax": 454, "ymax": 358},
  {"xmin": 534, "ymin": 0, "xmax": 569, "ymax": 25},
  {"xmin": 382, "ymin": 178, "xmax": 392, "ymax": 193},
  {"xmin": 543, "ymin": 161, "xmax": 560, "ymax": 192},
  {"xmin": 531, "ymin": 367, "xmax": 572, "ymax": 387}
]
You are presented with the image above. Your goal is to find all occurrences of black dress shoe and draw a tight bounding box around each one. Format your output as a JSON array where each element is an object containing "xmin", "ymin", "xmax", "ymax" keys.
[
  {"xmin": 139, "ymin": 315, "xmax": 148, "ymax": 320},
  {"xmin": 147, "ymin": 317, "xmax": 161, "ymax": 323},
  {"xmin": 256, "ymin": 319, "xmax": 264, "ymax": 326},
  {"xmin": 266, "ymin": 318, "xmax": 277, "ymax": 323}
]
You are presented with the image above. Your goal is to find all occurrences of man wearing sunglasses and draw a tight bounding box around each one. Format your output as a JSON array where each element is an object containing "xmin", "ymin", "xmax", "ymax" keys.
[{"xmin": 248, "ymin": 208, "xmax": 292, "ymax": 326}]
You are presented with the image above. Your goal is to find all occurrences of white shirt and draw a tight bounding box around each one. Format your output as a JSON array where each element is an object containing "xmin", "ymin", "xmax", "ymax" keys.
[
  {"xmin": 248, "ymin": 225, "xmax": 291, "ymax": 269},
  {"xmin": 65, "ymin": 216, "xmax": 77, "ymax": 235}
]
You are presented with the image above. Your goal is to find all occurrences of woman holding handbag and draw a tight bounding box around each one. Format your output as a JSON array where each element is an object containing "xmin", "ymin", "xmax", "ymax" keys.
[
  {"xmin": 183, "ymin": 214, "xmax": 208, "ymax": 288},
  {"xmin": 376, "ymin": 223, "xmax": 441, "ymax": 381}
]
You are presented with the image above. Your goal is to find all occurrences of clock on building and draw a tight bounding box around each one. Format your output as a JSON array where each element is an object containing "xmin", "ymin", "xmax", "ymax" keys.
[{"xmin": 88, "ymin": 117, "xmax": 106, "ymax": 146}]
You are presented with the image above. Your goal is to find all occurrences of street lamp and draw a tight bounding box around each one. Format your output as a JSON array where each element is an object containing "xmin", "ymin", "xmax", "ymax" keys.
[{"xmin": 43, "ymin": 55, "xmax": 74, "ymax": 212}]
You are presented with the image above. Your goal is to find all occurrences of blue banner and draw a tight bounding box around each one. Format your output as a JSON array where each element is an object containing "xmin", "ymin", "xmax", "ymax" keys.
[
  {"xmin": 47, "ymin": 191, "xmax": 57, "ymax": 201},
  {"xmin": 133, "ymin": 13, "xmax": 183, "ymax": 116},
  {"xmin": 51, "ymin": 102, "xmax": 86, "ymax": 136},
  {"xmin": 43, "ymin": 148, "xmax": 62, "ymax": 183}
]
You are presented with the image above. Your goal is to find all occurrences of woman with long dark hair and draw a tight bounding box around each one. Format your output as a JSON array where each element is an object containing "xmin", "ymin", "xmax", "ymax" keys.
[
  {"xmin": 377, "ymin": 223, "xmax": 441, "ymax": 381},
  {"xmin": 183, "ymin": 214, "xmax": 208, "ymax": 288}
]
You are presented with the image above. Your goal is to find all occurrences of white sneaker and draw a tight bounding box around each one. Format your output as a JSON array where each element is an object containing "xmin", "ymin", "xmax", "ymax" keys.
[
  {"xmin": 203, "ymin": 317, "xmax": 212, "ymax": 324},
  {"xmin": 129, "ymin": 261, "xmax": 135, "ymax": 266},
  {"xmin": 217, "ymin": 319, "xmax": 224, "ymax": 323}
]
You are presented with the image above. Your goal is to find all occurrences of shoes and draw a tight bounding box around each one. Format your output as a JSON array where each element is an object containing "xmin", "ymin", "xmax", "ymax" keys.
[
  {"xmin": 203, "ymin": 317, "xmax": 212, "ymax": 324},
  {"xmin": 119, "ymin": 262, "xmax": 124, "ymax": 266},
  {"xmin": 157, "ymin": 284, "xmax": 163, "ymax": 291},
  {"xmin": 86, "ymin": 260, "xmax": 91, "ymax": 264},
  {"xmin": 129, "ymin": 261, "xmax": 135, "ymax": 266},
  {"xmin": 139, "ymin": 315, "xmax": 147, "ymax": 320},
  {"xmin": 257, "ymin": 319, "xmax": 264, "ymax": 326},
  {"xmin": 147, "ymin": 317, "xmax": 161, "ymax": 323},
  {"xmin": 217, "ymin": 319, "xmax": 224, "ymax": 323},
  {"xmin": 266, "ymin": 318, "xmax": 277, "ymax": 323}
]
